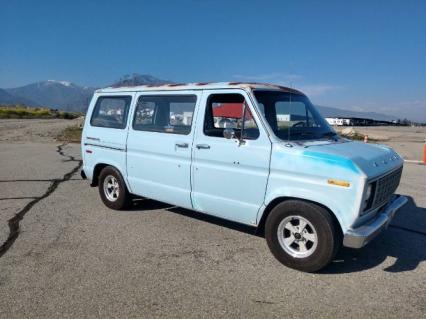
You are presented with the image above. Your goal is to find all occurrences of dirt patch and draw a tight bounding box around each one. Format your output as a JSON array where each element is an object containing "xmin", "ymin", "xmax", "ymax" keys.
[
  {"xmin": 56, "ymin": 126, "xmax": 82, "ymax": 143},
  {"xmin": 0, "ymin": 119, "xmax": 81, "ymax": 143}
]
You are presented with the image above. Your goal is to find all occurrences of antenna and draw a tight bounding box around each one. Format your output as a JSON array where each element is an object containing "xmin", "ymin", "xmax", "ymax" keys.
[{"xmin": 288, "ymin": 88, "xmax": 292, "ymax": 142}]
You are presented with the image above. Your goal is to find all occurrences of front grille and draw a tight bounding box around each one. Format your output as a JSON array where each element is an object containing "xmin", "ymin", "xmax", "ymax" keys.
[{"xmin": 371, "ymin": 167, "xmax": 402, "ymax": 208}]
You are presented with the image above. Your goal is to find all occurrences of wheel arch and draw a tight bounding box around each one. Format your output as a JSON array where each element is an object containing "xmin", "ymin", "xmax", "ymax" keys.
[
  {"xmin": 90, "ymin": 163, "xmax": 109, "ymax": 186},
  {"xmin": 91, "ymin": 162, "xmax": 130, "ymax": 192},
  {"xmin": 257, "ymin": 197, "xmax": 343, "ymax": 237}
]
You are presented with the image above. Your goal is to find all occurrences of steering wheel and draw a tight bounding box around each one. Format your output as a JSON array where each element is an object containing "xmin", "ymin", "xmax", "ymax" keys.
[{"xmin": 292, "ymin": 121, "xmax": 306, "ymax": 127}]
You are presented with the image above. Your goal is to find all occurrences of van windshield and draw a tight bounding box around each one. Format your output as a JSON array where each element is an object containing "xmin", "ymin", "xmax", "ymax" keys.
[{"xmin": 253, "ymin": 90, "xmax": 336, "ymax": 141}]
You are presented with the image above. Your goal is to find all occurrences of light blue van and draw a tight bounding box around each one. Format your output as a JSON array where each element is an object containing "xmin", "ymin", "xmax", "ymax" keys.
[{"xmin": 81, "ymin": 82, "xmax": 407, "ymax": 272}]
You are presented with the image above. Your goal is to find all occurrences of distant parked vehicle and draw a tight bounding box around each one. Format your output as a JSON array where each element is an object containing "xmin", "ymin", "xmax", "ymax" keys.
[{"xmin": 81, "ymin": 82, "xmax": 406, "ymax": 272}]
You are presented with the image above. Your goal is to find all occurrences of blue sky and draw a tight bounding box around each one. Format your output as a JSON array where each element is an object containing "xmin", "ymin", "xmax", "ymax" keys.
[{"xmin": 1, "ymin": 0, "xmax": 425, "ymax": 120}]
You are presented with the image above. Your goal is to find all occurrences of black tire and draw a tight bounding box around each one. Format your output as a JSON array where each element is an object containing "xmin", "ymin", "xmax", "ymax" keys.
[
  {"xmin": 98, "ymin": 166, "xmax": 131, "ymax": 210},
  {"xmin": 265, "ymin": 200, "xmax": 341, "ymax": 272}
]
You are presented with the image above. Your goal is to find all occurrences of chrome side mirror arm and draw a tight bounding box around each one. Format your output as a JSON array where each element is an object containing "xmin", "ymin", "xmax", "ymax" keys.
[{"xmin": 223, "ymin": 128, "xmax": 235, "ymax": 139}]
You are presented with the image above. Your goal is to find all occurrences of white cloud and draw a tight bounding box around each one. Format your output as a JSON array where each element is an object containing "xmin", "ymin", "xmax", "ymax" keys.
[
  {"xmin": 232, "ymin": 73, "xmax": 342, "ymax": 97},
  {"xmin": 232, "ymin": 73, "xmax": 303, "ymax": 83},
  {"xmin": 298, "ymin": 84, "xmax": 343, "ymax": 97}
]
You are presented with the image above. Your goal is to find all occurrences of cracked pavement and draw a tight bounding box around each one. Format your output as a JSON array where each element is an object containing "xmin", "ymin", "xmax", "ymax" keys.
[
  {"xmin": 0, "ymin": 119, "xmax": 425, "ymax": 318},
  {"xmin": 0, "ymin": 142, "xmax": 82, "ymax": 258}
]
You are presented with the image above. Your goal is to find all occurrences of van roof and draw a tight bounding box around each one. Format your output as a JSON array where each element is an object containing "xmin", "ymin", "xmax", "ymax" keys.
[{"xmin": 96, "ymin": 82, "xmax": 304, "ymax": 95}]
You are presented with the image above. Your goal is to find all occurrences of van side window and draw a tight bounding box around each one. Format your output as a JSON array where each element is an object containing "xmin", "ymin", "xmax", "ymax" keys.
[
  {"xmin": 204, "ymin": 94, "xmax": 259, "ymax": 139},
  {"xmin": 90, "ymin": 96, "xmax": 132, "ymax": 129},
  {"xmin": 133, "ymin": 95, "xmax": 196, "ymax": 135}
]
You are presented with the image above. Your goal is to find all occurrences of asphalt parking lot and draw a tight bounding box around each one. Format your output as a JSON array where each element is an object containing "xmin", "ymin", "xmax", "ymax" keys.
[{"xmin": 0, "ymin": 120, "xmax": 425, "ymax": 318}]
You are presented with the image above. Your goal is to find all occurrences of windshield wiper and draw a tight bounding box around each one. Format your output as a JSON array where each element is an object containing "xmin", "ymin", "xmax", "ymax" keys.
[
  {"xmin": 287, "ymin": 131, "xmax": 316, "ymax": 140},
  {"xmin": 321, "ymin": 131, "xmax": 338, "ymax": 140},
  {"xmin": 290, "ymin": 131, "xmax": 315, "ymax": 137},
  {"xmin": 322, "ymin": 132, "xmax": 337, "ymax": 137}
]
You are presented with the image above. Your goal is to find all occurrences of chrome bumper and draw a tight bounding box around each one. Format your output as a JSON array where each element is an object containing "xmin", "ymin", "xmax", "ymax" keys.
[{"xmin": 343, "ymin": 195, "xmax": 408, "ymax": 248}]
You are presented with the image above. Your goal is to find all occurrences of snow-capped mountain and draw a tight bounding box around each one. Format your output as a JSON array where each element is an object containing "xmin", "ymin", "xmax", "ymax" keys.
[
  {"xmin": 4, "ymin": 80, "xmax": 95, "ymax": 112},
  {"xmin": 1, "ymin": 74, "xmax": 169, "ymax": 112},
  {"xmin": 113, "ymin": 74, "xmax": 170, "ymax": 87}
]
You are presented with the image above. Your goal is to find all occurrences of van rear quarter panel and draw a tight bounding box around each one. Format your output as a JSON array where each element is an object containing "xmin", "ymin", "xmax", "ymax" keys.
[{"xmin": 82, "ymin": 92, "xmax": 136, "ymax": 190}]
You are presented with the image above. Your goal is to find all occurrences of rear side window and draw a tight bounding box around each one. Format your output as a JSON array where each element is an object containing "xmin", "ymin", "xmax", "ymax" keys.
[
  {"xmin": 90, "ymin": 96, "xmax": 132, "ymax": 129},
  {"xmin": 133, "ymin": 95, "xmax": 196, "ymax": 135}
]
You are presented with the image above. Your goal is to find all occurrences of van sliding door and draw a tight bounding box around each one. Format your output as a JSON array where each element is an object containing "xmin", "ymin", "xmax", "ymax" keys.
[{"xmin": 126, "ymin": 91, "xmax": 201, "ymax": 209}]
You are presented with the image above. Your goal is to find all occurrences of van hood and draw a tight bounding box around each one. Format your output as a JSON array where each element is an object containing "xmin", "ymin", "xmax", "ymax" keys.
[{"xmin": 301, "ymin": 140, "xmax": 403, "ymax": 178}]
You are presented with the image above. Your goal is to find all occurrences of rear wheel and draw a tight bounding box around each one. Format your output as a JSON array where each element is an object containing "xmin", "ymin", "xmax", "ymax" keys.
[
  {"xmin": 98, "ymin": 166, "xmax": 131, "ymax": 210},
  {"xmin": 265, "ymin": 200, "xmax": 341, "ymax": 272}
]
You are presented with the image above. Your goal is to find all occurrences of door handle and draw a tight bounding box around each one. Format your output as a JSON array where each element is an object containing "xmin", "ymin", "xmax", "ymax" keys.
[
  {"xmin": 196, "ymin": 144, "xmax": 210, "ymax": 150},
  {"xmin": 175, "ymin": 142, "xmax": 189, "ymax": 148}
]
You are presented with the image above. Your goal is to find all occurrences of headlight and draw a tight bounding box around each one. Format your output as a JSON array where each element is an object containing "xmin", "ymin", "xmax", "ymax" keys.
[
  {"xmin": 365, "ymin": 184, "xmax": 373, "ymax": 201},
  {"xmin": 361, "ymin": 183, "xmax": 375, "ymax": 214}
]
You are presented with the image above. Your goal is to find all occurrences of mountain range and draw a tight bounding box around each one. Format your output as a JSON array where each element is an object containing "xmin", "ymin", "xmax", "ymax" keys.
[
  {"xmin": 315, "ymin": 105, "xmax": 396, "ymax": 122},
  {"xmin": 0, "ymin": 88, "xmax": 35, "ymax": 106},
  {"xmin": 0, "ymin": 74, "xmax": 397, "ymax": 121},
  {"xmin": 4, "ymin": 80, "xmax": 95, "ymax": 112}
]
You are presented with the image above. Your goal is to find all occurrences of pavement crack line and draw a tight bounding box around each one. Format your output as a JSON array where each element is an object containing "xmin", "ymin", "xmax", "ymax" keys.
[{"xmin": 0, "ymin": 143, "xmax": 82, "ymax": 258}]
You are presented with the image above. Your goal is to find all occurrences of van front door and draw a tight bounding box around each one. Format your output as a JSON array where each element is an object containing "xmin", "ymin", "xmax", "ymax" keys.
[
  {"xmin": 192, "ymin": 90, "xmax": 271, "ymax": 225},
  {"xmin": 126, "ymin": 92, "xmax": 200, "ymax": 209}
]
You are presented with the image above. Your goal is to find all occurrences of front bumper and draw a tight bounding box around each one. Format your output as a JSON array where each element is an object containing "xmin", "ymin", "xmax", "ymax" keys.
[{"xmin": 343, "ymin": 195, "xmax": 408, "ymax": 248}]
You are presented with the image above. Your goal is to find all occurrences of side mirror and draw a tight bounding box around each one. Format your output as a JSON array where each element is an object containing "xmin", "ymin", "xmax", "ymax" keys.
[{"xmin": 223, "ymin": 128, "xmax": 235, "ymax": 139}]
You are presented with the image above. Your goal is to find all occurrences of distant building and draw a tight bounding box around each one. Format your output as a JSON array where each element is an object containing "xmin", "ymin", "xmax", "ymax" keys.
[
  {"xmin": 182, "ymin": 111, "xmax": 193, "ymax": 125},
  {"xmin": 325, "ymin": 117, "xmax": 352, "ymax": 126},
  {"xmin": 325, "ymin": 117, "xmax": 397, "ymax": 126}
]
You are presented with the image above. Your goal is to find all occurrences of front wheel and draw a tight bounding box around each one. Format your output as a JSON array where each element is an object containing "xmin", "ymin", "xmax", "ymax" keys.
[
  {"xmin": 98, "ymin": 166, "xmax": 131, "ymax": 210},
  {"xmin": 265, "ymin": 200, "xmax": 341, "ymax": 272}
]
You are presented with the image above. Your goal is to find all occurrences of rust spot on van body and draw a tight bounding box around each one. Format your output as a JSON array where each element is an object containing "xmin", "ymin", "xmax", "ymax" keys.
[
  {"xmin": 167, "ymin": 83, "xmax": 187, "ymax": 87},
  {"xmin": 144, "ymin": 83, "xmax": 173, "ymax": 87},
  {"xmin": 105, "ymin": 81, "xmax": 304, "ymax": 95},
  {"xmin": 228, "ymin": 82, "xmax": 304, "ymax": 95}
]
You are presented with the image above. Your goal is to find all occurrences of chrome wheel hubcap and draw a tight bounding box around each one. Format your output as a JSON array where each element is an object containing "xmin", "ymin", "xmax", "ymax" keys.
[
  {"xmin": 103, "ymin": 175, "xmax": 120, "ymax": 202},
  {"xmin": 277, "ymin": 215, "xmax": 318, "ymax": 258}
]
